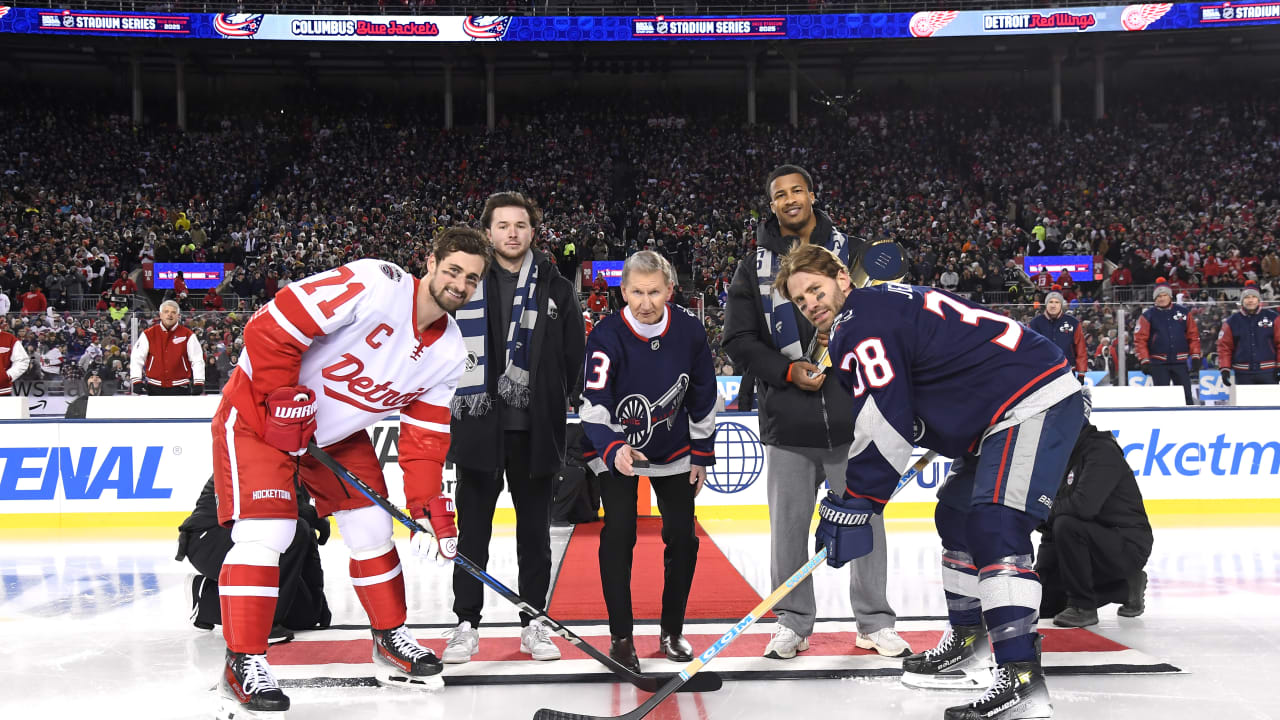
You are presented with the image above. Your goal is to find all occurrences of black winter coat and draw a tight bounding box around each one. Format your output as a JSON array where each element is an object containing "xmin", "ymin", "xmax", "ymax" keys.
[
  {"xmin": 1044, "ymin": 424, "xmax": 1154, "ymax": 557},
  {"xmin": 447, "ymin": 252, "xmax": 586, "ymax": 477},
  {"xmin": 722, "ymin": 210, "xmax": 865, "ymax": 449}
]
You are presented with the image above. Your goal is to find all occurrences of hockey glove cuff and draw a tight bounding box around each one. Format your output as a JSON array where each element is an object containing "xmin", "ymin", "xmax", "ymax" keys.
[
  {"xmin": 263, "ymin": 386, "xmax": 318, "ymax": 456},
  {"xmin": 410, "ymin": 495, "xmax": 457, "ymax": 563},
  {"xmin": 815, "ymin": 492, "xmax": 875, "ymax": 569}
]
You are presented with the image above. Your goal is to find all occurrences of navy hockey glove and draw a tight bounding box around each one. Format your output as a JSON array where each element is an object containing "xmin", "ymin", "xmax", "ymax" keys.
[
  {"xmin": 815, "ymin": 492, "xmax": 875, "ymax": 568},
  {"xmin": 1221, "ymin": 369, "xmax": 1232, "ymax": 387}
]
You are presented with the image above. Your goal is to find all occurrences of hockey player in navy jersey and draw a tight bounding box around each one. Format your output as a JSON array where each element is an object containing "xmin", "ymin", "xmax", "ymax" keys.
[
  {"xmin": 580, "ymin": 250, "xmax": 718, "ymax": 673},
  {"xmin": 776, "ymin": 244, "xmax": 1085, "ymax": 720}
]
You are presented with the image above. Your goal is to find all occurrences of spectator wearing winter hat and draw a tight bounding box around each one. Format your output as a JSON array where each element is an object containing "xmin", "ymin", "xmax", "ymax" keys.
[
  {"xmin": 1029, "ymin": 286, "xmax": 1088, "ymax": 383},
  {"xmin": 1134, "ymin": 278, "xmax": 1201, "ymax": 405},
  {"xmin": 1216, "ymin": 282, "xmax": 1280, "ymax": 386}
]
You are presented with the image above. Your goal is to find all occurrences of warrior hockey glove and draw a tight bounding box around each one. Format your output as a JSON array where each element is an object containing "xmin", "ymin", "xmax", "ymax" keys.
[
  {"xmin": 815, "ymin": 492, "xmax": 875, "ymax": 568},
  {"xmin": 410, "ymin": 495, "xmax": 458, "ymax": 564},
  {"xmin": 263, "ymin": 386, "xmax": 318, "ymax": 456}
]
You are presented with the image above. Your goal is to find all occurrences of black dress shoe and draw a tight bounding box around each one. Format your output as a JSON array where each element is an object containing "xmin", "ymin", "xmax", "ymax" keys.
[
  {"xmin": 659, "ymin": 631, "xmax": 693, "ymax": 662},
  {"xmin": 610, "ymin": 635, "xmax": 640, "ymax": 673}
]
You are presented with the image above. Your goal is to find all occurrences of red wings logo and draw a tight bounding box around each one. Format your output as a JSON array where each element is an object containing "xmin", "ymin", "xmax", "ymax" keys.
[
  {"xmin": 1121, "ymin": 3, "xmax": 1173, "ymax": 31},
  {"xmin": 909, "ymin": 11, "xmax": 959, "ymax": 38}
]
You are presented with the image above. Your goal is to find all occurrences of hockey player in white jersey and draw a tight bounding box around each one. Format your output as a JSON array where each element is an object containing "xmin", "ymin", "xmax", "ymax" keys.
[{"xmin": 210, "ymin": 227, "xmax": 493, "ymax": 718}]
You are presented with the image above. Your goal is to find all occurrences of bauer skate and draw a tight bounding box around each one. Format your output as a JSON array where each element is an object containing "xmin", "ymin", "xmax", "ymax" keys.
[
  {"xmin": 943, "ymin": 660, "xmax": 1052, "ymax": 720},
  {"xmin": 371, "ymin": 625, "xmax": 444, "ymax": 690},
  {"xmin": 216, "ymin": 650, "xmax": 289, "ymax": 719},
  {"xmin": 900, "ymin": 624, "xmax": 993, "ymax": 690}
]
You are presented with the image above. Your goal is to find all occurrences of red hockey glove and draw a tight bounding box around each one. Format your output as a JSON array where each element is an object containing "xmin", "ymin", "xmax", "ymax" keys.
[
  {"xmin": 263, "ymin": 386, "xmax": 318, "ymax": 456},
  {"xmin": 410, "ymin": 495, "xmax": 458, "ymax": 563}
]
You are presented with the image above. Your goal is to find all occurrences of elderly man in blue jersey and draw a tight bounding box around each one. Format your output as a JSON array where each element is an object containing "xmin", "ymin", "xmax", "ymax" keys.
[
  {"xmin": 776, "ymin": 244, "xmax": 1085, "ymax": 720},
  {"xmin": 579, "ymin": 250, "xmax": 718, "ymax": 674}
]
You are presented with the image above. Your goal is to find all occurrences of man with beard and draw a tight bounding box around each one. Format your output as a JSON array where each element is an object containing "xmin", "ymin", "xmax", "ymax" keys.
[
  {"xmin": 776, "ymin": 244, "xmax": 1084, "ymax": 720},
  {"xmin": 209, "ymin": 227, "xmax": 492, "ymax": 718},
  {"xmin": 723, "ymin": 165, "xmax": 907, "ymax": 662},
  {"xmin": 1028, "ymin": 286, "xmax": 1088, "ymax": 382},
  {"xmin": 443, "ymin": 192, "xmax": 586, "ymax": 665}
]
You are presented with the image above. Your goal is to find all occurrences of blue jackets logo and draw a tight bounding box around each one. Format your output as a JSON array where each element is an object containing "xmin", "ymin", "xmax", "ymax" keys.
[{"xmin": 0, "ymin": 446, "xmax": 170, "ymax": 500}]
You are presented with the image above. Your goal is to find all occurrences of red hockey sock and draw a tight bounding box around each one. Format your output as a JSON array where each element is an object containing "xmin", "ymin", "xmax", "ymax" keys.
[
  {"xmin": 219, "ymin": 563, "xmax": 280, "ymax": 655},
  {"xmin": 350, "ymin": 543, "xmax": 407, "ymax": 631}
]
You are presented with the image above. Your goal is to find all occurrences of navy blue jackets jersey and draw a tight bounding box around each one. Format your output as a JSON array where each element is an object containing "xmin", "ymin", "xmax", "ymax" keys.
[
  {"xmin": 1027, "ymin": 312, "xmax": 1087, "ymax": 373},
  {"xmin": 580, "ymin": 304, "xmax": 718, "ymax": 476},
  {"xmin": 1218, "ymin": 308, "xmax": 1280, "ymax": 372},
  {"xmin": 1135, "ymin": 304, "xmax": 1201, "ymax": 364},
  {"xmin": 828, "ymin": 283, "xmax": 1079, "ymax": 507}
]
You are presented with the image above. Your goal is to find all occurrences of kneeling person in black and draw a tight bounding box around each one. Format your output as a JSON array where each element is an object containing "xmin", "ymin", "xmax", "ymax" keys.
[
  {"xmin": 1036, "ymin": 423, "xmax": 1153, "ymax": 627},
  {"xmin": 176, "ymin": 476, "xmax": 332, "ymax": 639},
  {"xmin": 580, "ymin": 250, "xmax": 718, "ymax": 672}
]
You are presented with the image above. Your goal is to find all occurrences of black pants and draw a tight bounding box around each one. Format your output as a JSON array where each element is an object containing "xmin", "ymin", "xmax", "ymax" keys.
[
  {"xmin": 598, "ymin": 470, "xmax": 699, "ymax": 638},
  {"xmin": 1147, "ymin": 363, "xmax": 1194, "ymax": 405},
  {"xmin": 453, "ymin": 431, "xmax": 555, "ymax": 628},
  {"xmin": 1035, "ymin": 515, "xmax": 1149, "ymax": 615},
  {"xmin": 1236, "ymin": 371, "xmax": 1278, "ymax": 385},
  {"xmin": 184, "ymin": 518, "xmax": 330, "ymax": 630}
]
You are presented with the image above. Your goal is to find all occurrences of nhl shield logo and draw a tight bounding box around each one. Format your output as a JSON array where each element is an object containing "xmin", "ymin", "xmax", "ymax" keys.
[{"xmin": 650, "ymin": 339, "xmax": 661, "ymax": 351}]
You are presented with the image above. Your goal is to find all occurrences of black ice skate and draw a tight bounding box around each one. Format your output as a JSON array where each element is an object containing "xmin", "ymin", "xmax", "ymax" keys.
[
  {"xmin": 901, "ymin": 623, "xmax": 993, "ymax": 690},
  {"xmin": 943, "ymin": 661, "xmax": 1053, "ymax": 720},
  {"xmin": 217, "ymin": 650, "xmax": 289, "ymax": 719},
  {"xmin": 371, "ymin": 625, "xmax": 444, "ymax": 689}
]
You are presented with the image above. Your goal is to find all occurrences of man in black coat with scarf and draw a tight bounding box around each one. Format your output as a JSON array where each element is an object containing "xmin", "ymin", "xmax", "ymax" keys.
[{"xmin": 443, "ymin": 191, "xmax": 586, "ymax": 664}]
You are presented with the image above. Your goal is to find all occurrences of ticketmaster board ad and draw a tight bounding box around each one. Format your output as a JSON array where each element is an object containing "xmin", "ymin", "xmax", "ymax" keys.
[{"xmin": 2, "ymin": 408, "xmax": 1278, "ymax": 526}]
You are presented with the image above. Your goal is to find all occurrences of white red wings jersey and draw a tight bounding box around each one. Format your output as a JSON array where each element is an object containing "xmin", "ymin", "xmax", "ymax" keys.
[{"xmin": 221, "ymin": 258, "xmax": 465, "ymax": 507}]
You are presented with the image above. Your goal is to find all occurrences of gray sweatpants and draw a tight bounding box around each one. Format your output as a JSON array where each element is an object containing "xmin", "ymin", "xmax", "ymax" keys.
[{"xmin": 766, "ymin": 444, "xmax": 896, "ymax": 637}]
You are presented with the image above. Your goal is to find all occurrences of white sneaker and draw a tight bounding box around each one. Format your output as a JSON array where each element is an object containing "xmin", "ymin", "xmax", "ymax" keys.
[
  {"xmin": 519, "ymin": 618, "xmax": 561, "ymax": 661},
  {"xmin": 442, "ymin": 621, "xmax": 479, "ymax": 664},
  {"xmin": 763, "ymin": 625, "xmax": 810, "ymax": 660},
  {"xmin": 856, "ymin": 627, "xmax": 912, "ymax": 658}
]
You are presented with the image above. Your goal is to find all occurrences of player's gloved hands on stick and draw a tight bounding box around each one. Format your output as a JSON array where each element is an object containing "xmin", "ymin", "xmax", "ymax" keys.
[
  {"xmin": 410, "ymin": 495, "xmax": 457, "ymax": 565},
  {"xmin": 1221, "ymin": 369, "xmax": 1232, "ymax": 387},
  {"xmin": 815, "ymin": 492, "xmax": 875, "ymax": 568},
  {"xmin": 1139, "ymin": 361, "xmax": 1151, "ymax": 376},
  {"xmin": 263, "ymin": 386, "xmax": 318, "ymax": 456}
]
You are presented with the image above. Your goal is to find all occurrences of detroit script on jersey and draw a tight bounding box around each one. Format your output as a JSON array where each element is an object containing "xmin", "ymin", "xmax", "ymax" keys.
[
  {"xmin": 828, "ymin": 283, "xmax": 1079, "ymax": 504},
  {"xmin": 221, "ymin": 259, "xmax": 465, "ymax": 499}
]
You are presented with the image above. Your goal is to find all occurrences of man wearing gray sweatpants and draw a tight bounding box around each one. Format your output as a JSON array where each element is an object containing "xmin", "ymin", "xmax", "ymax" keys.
[{"xmin": 722, "ymin": 164, "xmax": 909, "ymax": 659}]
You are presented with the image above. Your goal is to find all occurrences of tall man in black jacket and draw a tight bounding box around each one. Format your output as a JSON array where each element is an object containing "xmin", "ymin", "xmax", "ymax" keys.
[
  {"xmin": 444, "ymin": 192, "xmax": 586, "ymax": 663},
  {"xmin": 1036, "ymin": 423, "xmax": 1154, "ymax": 628},
  {"xmin": 723, "ymin": 165, "xmax": 906, "ymax": 660}
]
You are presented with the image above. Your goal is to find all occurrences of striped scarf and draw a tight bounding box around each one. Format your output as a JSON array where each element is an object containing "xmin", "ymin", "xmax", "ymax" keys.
[
  {"xmin": 757, "ymin": 228, "xmax": 850, "ymax": 360},
  {"xmin": 451, "ymin": 250, "xmax": 539, "ymax": 418}
]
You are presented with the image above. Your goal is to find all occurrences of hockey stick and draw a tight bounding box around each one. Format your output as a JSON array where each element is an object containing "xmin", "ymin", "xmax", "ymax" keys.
[
  {"xmin": 307, "ymin": 441, "xmax": 722, "ymax": 694},
  {"xmin": 533, "ymin": 450, "xmax": 940, "ymax": 720}
]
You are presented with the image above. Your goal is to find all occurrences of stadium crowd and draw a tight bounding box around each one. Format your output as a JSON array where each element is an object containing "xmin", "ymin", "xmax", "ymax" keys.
[{"xmin": 2, "ymin": 86, "xmax": 1278, "ymax": 395}]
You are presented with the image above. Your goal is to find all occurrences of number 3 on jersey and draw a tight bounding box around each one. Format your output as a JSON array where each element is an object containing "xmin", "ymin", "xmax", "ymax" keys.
[
  {"xmin": 585, "ymin": 351, "xmax": 611, "ymax": 390},
  {"xmin": 839, "ymin": 338, "xmax": 895, "ymax": 397}
]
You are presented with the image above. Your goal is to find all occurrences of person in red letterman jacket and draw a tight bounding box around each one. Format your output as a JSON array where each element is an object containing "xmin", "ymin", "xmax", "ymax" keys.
[
  {"xmin": 1217, "ymin": 281, "xmax": 1280, "ymax": 386},
  {"xmin": 1028, "ymin": 286, "xmax": 1088, "ymax": 383},
  {"xmin": 0, "ymin": 323, "xmax": 33, "ymax": 396},
  {"xmin": 1134, "ymin": 278, "xmax": 1201, "ymax": 405},
  {"xmin": 129, "ymin": 300, "xmax": 206, "ymax": 395}
]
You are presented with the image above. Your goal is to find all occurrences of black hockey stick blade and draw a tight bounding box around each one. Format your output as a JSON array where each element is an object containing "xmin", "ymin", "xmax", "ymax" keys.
[{"xmin": 306, "ymin": 442, "xmax": 720, "ymax": 694}]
